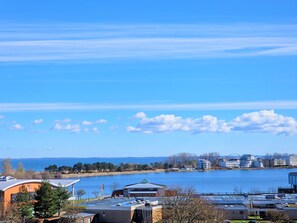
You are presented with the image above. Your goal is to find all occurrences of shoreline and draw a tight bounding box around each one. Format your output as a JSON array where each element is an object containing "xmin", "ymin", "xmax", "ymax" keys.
[
  {"xmin": 59, "ymin": 166, "xmax": 297, "ymax": 179},
  {"xmin": 60, "ymin": 169, "xmax": 166, "ymax": 178}
]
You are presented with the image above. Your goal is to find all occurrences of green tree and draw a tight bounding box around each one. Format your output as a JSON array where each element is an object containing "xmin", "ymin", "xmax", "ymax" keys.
[
  {"xmin": 34, "ymin": 181, "xmax": 58, "ymax": 219},
  {"xmin": 15, "ymin": 185, "xmax": 33, "ymax": 221},
  {"xmin": 55, "ymin": 186, "xmax": 70, "ymax": 216}
]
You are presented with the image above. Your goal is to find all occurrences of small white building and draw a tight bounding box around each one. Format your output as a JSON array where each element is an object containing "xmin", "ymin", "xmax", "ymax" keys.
[
  {"xmin": 197, "ymin": 159, "xmax": 212, "ymax": 170},
  {"xmin": 286, "ymin": 154, "xmax": 297, "ymax": 166}
]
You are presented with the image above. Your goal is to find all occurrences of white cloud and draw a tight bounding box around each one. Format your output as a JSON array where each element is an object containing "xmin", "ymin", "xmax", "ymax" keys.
[
  {"xmin": 135, "ymin": 112, "xmax": 147, "ymax": 119},
  {"xmin": 95, "ymin": 119, "xmax": 107, "ymax": 124},
  {"xmin": 127, "ymin": 110, "xmax": 297, "ymax": 135},
  {"xmin": 53, "ymin": 122, "xmax": 81, "ymax": 133},
  {"xmin": 92, "ymin": 127, "xmax": 99, "ymax": 133},
  {"xmin": 127, "ymin": 113, "xmax": 230, "ymax": 134},
  {"xmin": 10, "ymin": 123, "xmax": 23, "ymax": 130},
  {"xmin": 82, "ymin": 120, "xmax": 93, "ymax": 126},
  {"xmin": 33, "ymin": 119, "xmax": 44, "ymax": 124},
  {"xmin": 230, "ymin": 110, "xmax": 297, "ymax": 135}
]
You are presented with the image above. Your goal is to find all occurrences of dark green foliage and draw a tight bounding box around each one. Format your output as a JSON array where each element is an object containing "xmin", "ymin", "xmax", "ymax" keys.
[
  {"xmin": 34, "ymin": 181, "xmax": 70, "ymax": 219},
  {"xmin": 44, "ymin": 164, "xmax": 58, "ymax": 173},
  {"xmin": 15, "ymin": 185, "xmax": 33, "ymax": 220},
  {"xmin": 34, "ymin": 182, "xmax": 59, "ymax": 218},
  {"xmin": 55, "ymin": 186, "xmax": 70, "ymax": 216}
]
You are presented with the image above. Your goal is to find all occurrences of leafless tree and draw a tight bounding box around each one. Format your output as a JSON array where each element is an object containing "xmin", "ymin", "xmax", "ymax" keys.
[
  {"xmin": 161, "ymin": 187, "xmax": 225, "ymax": 223},
  {"xmin": 1, "ymin": 158, "xmax": 14, "ymax": 176},
  {"xmin": 60, "ymin": 203, "xmax": 86, "ymax": 223},
  {"xmin": 0, "ymin": 202, "xmax": 21, "ymax": 223}
]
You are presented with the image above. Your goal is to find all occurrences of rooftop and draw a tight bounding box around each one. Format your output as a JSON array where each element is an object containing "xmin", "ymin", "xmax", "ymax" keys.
[
  {"xmin": 124, "ymin": 179, "xmax": 166, "ymax": 189},
  {"xmin": 0, "ymin": 178, "xmax": 80, "ymax": 191},
  {"xmin": 81, "ymin": 197, "xmax": 159, "ymax": 210}
]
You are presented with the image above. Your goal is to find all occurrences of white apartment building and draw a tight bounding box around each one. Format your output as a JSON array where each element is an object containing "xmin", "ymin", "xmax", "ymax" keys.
[
  {"xmin": 220, "ymin": 158, "xmax": 240, "ymax": 168},
  {"xmin": 197, "ymin": 159, "xmax": 212, "ymax": 170},
  {"xmin": 273, "ymin": 158, "xmax": 287, "ymax": 166},
  {"xmin": 240, "ymin": 154, "xmax": 255, "ymax": 168},
  {"xmin": 286, "ymin": 154, "xmax": 297, "ymax": 166}
]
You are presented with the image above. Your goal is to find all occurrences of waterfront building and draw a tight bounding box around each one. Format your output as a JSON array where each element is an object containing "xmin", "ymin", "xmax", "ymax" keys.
[
  {"xmin": 123, "ymin": 179, "xmax": 166, "ymax": 197},
  {"xmin": 286, "ymin": 154, "xmax": 297, "ymax": 166},
  {"xmin": 272, "ymin": 158, "xmax": 287, "ymax": 166},
  {"xmin": 220, "ymin": 158, "xmax": 240, "ymax": 168},
  {"xmin": 197, "ymin": 159, "xmax": 212, "ymax": 170},
  {"xmin": 240, "ymin": 154, "xmax": 255, "ymax": 168},
  {"xmin": 0, "ymin": 176, "xmax": 79, "ymax": 210}
]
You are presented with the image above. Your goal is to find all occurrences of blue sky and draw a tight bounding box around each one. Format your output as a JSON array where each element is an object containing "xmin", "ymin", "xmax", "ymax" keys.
[{"xmin": 0, "ymin": 0, "xmax": 296, "ymax": 158}]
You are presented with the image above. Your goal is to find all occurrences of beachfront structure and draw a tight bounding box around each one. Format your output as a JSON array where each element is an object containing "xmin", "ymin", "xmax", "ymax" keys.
[
  {"xmin": 123, "ymin": 179, "xmax": 166, "ymax": 197},
  {"xmin": 220, "ymin": 158, "xmax": 240, "ymax": 168},
  {"xmin": 286, "ymin": 154, "xmax": 297, "ymax": 166},
  {"xmin": 0, "ymin": 176, "xmax": 79, "ymax": 210},
  {"xmin": 197, "ymin": 159, "xmax": 211, "ymax": 170}
]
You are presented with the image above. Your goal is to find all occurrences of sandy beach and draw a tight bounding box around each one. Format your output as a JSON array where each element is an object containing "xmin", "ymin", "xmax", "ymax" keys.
[{"xmin": 60, "ymin": 169, "xmax": 166, "ymax": 178}]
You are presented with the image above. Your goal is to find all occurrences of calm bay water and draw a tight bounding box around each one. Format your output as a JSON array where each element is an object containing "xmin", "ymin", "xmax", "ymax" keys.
[{"xmin": 74, "ymin": 168, "xmax": 297, "ymax": 198}]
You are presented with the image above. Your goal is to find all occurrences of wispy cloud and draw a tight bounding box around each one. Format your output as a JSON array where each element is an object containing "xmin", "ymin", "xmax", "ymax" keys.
[
  {"xmin": 0, "ymin": 23, "xmax": 296, "ymax": 62},
  {"xmin": 127, "ymin": 110, "xmax": 297, "ymax": 135},
  {"xmin": 10, "ymin": 123, "xmax": 23, "ymax": 131},
  {"xmin": 33, "ymin": 119, "xmax": 44, "ymax": 124},
  {"xmin": 0, "ymin": 101, "xmax": 297, "ymax": 112},
  {"xmin": 51, "ymin": 118, "xmax": 106, "ymax": 134}
]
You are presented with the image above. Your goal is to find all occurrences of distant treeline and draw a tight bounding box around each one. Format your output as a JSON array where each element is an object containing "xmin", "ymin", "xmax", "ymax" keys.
[
  {"xmin": 43, "ymin": 152, "xmax": 223, "ymax": 173},
  {"xmin": 44, "ymin": 161, "xmax": 168, "ymax": 173}
]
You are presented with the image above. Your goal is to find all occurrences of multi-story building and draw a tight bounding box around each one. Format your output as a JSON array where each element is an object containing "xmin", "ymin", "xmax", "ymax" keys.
[
  {"xmin": 197, "ymin": 159, "xmax": 212, "ymax": 170},
  {"xmin": 240, "ymin": 154, "xmax": 255, "ymax": 168},
  {"xmin": 272, "ymin": 158, "xmax": 287, "ymax": 166},
  {"xmin": 286, "ymin": 154, "xmax": 297, "ymax": 166},
  {"xmin": 220, "ymin": 158, "xmax": 240, "ymax": 168}
]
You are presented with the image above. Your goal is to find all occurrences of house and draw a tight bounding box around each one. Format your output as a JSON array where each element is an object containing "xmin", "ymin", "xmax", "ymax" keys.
[{"xmin": 0, "ymin": 176, "xmax": 79, "ymax": 210}]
